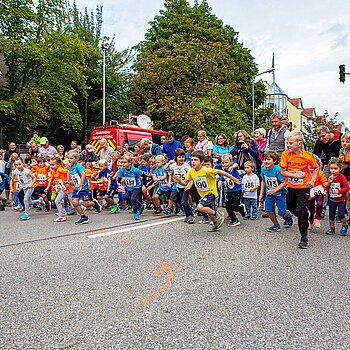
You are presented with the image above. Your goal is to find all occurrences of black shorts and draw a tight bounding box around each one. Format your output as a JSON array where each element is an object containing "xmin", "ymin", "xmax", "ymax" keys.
[
  {"xmin": 108, "ymin": 188, "xmax": 118, "ymax": 198},
  {"xmin": 36, "ymin": 186, "xmax": 46, "ymax": 196},
  {"xmin": 97, "ymin": 189, "xmax": 107, "ymax": 197},
  {"xmin": 169, "ymin": 189, "xmax": 180, "ymax": 202},
  {"xmin": 155, "ymin": 188, "xmax": 171, "ymax": 200},
  {"xmin": 198, "ymin": 193, "xmax": 216, "ymax": 210}
]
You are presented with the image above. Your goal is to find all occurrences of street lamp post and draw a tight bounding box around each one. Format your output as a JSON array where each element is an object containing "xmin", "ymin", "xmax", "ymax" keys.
[
  {"xmin": 252, "ymin": 68, "xmax": 274, "ymax": 133},
  {"xmin": 102, "ymin": 46, "xmax": 106, "ymax": 125}
]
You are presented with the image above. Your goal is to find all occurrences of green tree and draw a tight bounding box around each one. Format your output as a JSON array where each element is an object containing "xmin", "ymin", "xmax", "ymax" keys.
[{"xmin": 129, "ymin": 0, "xmax": 266, "ymax": 139}]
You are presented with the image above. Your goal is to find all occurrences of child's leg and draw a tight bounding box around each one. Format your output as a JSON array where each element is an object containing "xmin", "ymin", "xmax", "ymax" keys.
[
  {"xmin": 225, "ymin": 193, "xmax": 238, "ymax": 222},
  {"xmin": 130, "ymin": 188, "xmax": 141, "ymax": 213},
  {"xmin": 308, "ymin": 198, "xmax": 316, "ymax": 223},
  {"xmin": 243, "ymin": 197, "xmax": 251, "ymax": 218},
  {"xmin": 315, "ymin": 195, "xmax": 323, "ymax": 220},
  {"xmin": 338, "ymin": 201, "xmax": 347, "ymax": 225},
  {"xmin": 179, "ymin": 188, "xmax": 193, "ymax": 217},
  {"xmin": 55, "ymin": 190, "xmax": 66, "ymax": 217},
  {"xmin": 328, "ymin": 200, "xmax": 337, "ymax": 228},
  {"xmin": 23, "ymin": 188, "xmax": 34, "ymax": 215},
  {"xmin": 294, "ymin": 189, "xmax": 310, "ymax": 239},
  {"xmin": 104, "ymin": 194, "xmax": 114, "ymax": 206},
  {"xmin": 267, "ymin": 211, "xmax": 278, "ymax": 224},
  {"xmin": 197, "ymin": 204, "xmax": 216, "ymax": 222},
  {"xmin": 152, "ymin": 193, "xmax": 161, "ymax": 208},
  {"xmin": 72, "ymin": 198, "xmax": 84, "ymax": 216},
  {"xmin": 251, "ymin": 198, "xmax": 258, "ymax": 218}
]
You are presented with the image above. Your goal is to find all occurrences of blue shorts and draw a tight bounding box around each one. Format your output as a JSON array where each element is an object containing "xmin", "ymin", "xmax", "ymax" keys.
[
  {"xmin": 72, "ymin": 188, "xmax": 90, "ymax": 201},
  {"xmin": 265, "ymin": 193, "xmax": 287, "ymax": 216},
  {"xmin": 118, "ymin": 192, "xmax": 126, "ymax": 202}
]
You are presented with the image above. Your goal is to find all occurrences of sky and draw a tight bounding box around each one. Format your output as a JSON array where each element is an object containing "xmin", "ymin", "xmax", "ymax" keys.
[{"xmin": 75, "ymin": 0, "xmax": 350, "ymax": 125}]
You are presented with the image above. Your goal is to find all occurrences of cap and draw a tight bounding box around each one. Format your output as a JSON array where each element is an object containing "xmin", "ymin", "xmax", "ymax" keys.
[
  {"xmin": 40, "ymin": 137, "xmax": 48, "ymax": 145},
  {"xmin": 33, "ymin": 131, "xmax": 39, "ymax": 135},
  {"xmin": 85, "ymin": 144, "xmax": 94, "ymax": 152}
]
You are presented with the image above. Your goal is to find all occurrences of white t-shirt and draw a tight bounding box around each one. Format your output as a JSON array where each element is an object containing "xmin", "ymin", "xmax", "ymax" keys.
[
  {"xmin": 13, "ymin": 168, "xmax": 32, "ymax": 189},
  {"xmin": 0, "ymin": 160, "xmax": 5, "ymax": 174},
  {"xmin": 242, "ymin": 174, "xmax": 260, "ymax": 199},
  {"xmin": 170, "ymin": 162, "xmax": 191, "ymax": 189}
]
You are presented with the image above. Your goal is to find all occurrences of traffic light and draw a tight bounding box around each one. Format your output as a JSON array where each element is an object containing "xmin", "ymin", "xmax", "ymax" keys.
[{"xmin": 339, "ymin": 64, "xmax": 345, "ymax": 83}]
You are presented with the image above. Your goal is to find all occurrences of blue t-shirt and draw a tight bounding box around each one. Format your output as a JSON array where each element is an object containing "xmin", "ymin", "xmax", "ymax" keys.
[
  {"xmin": 260, "ymin": 165, "xmax": 287, "ymax": 195},
  {"xmin": 213, "ymin": 145, "xmax": 232, "ymax": 167},
  {"xmin": 98, "ymin": 168, "xmax": 118, "ymax": 189},
  {"xmin": 155, "ymin": 166, "xmax": 170, "ymax": 191},
  {"xmin": 117, "ymin": 166, "xmax": 144, "ymax": 191},
  {"xmin": 0, "ymin": 172, "xmax": 10, "ymax": 191},
  {"xmin": 69, "ymin": 163, "xmax": 89, "ymax": 191},
  {"xmin": 219, "ymin": 168, "xmax": 241, "ymax": 192},
  {"xmin": 163, "ymin": 140, "xmax": 182, "ymax": 161},
  {"xmin": 139, "ymin": 165, "xmax": 151, "ymax": 185}
]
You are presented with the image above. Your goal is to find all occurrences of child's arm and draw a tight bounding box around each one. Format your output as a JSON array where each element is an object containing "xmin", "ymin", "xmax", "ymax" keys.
[
  {"xmin": 250, "ymin": 184, "xmax": 260, "ymax": 192},
  {"xmin": 218, "ymin": 180, "xmax": 223, "ymax": 189},
  {"xmin": 216, "ymin": 169, "xmax": 240, "ymax": 184},
  {"xmin": 228, "ymin": 163, "xmax": 238, "ymax": 171},
  {"xmin": 28, "ymin": 172, "xmax": 36, "ymax": 188},
  {"xmin": 107, "ymin": 176, "xmax": 111, "ymax": 192},
  {"xmin": 168, "ymin": 170, "xmax": 174, "ymax": 188},
  {"xmin": 77, "ymin": 171, "xmax": 86, "ymax": 193},
  {"xmin": 266, "ymin": 179, "xmax": 286, "ymax": 196},
  {"xmin": 185, "ymin": 180, "xmax": 193, "ymax": 191},
  {"xmin": 307, "ymin": 164, "xmax": 320, "ymax": 188},
  {"xmin": 45, "ymin": 178, "xmax": 53, "ymax": 193},
  {"xmin": 259, "ymin": 180, "xmax": 265, "ymax": 202},
  {"xmin": 281, "ymin": 168, "xmax": 306, "ymax": 179},
  {"xmin": 164, "ymin": 160, "xmax": 175, "ymax": 171},
  {"xmin": 173, "ymin": 175, "xmax": 190, "ymax": 187}
]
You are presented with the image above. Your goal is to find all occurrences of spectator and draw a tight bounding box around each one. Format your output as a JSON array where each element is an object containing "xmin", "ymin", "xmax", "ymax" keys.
[
  {"xmin": 29, "ymin": 141, "xmax": 40, "ymax": 159},
  {"xmin": 38, "ymin": 137, "xmax": 58, "ymax": 158},
  {"xmin": 160, "ymin": 135, "xmax": 167, "ymax": 150},
  {"xmin": 212, "ymin": 133, "xmax": 231, "ymax": 169},
  {"xmin": 123, "ymin": 142, "xmax": 130, "ymax": 152},
  {"xmin": 4, "ymin": 142, "xmax": 18, "ymax": 163},
  {"xmin": 99, "ymin": 138, "xmax": 115, "ymax": 169},
  {"xmin": 29, "ymin": 131, "xmax": 41, "ymax": 146},
  {"xmin": 71, "ymin": 140, "xmax": 78, "ymax": 150},
  {"xmin": 265, "ymin": 112, "xmax": 290, "ymax": 156},
  {"xmin": 254, "ymin": 128, "xmax": 267, "ymax": 160},
  {"xmin": 57, "ymin": 145, "xmax": 65, "ymax": 160},
  {"xmin": 140, "ymin": 138, "xmax": 162, "ymax": 156},
  {"xmin": 195, "ymin": 130, "xmax": 213, "ymax": 156},
  {"xmin": 79, "ymin": 144, "xmax": 99, "ymax": 163},
  {"xmin": 230, "ymin": 130, "xmax": 261, "ymax": 173},
  {"xmin": 162, "ymin": 131, "xmax": 182, "ymax": 160}
]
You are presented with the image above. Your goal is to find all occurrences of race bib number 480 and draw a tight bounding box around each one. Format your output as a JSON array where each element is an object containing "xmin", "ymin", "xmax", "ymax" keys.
[{"xmin": 194, "ymin": 176, "xmax": 210, "ymax": 192}]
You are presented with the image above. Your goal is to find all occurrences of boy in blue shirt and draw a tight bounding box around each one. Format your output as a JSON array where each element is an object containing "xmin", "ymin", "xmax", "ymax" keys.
[
  {"xmin": 259, "ymin": 151, "xmax": 293, "ymax": 232},
  {"xmin": 117, "ymin": 154, "xmax": 146, "ymax": 220},
  {"xmin": 218, "ymin": 153, "xmax": 246, "ymax": 227},
  {"xmin": 66, "ymin": 150, "xmax": 101, "ymax": 225},
  {"xmin": 0, "ymin": 171, "xmax": 11, "ymax": 211}
]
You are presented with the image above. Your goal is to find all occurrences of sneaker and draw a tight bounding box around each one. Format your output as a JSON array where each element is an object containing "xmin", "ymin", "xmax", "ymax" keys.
[
  {"xmin": 314, "ymin": 219, "xmax": 321, "ymax": 228},
  {"xmin": 152, "ymin": 208, "xmax": 162, "ymax": 215},
  {"xmin": 243, "ymin": 216, "xmax": 250, "ymax": 220},
  {"xmin": 208, "ymin": 212, "xmax": 224, "ymax": 232},
  {"xmin": 75, "ymin": 216, "xmax": 89, "ymax": 225},
  {"xmin": 67, "ymin": 209, "xmax": 77, "ymax": 216},
  {"xmin": 139, "ymin": 203, "xmax": 145, "ymax": 215},
  {"xmin": 298, "ymin": 238, "xmax": 308, "ymax": 249},
  {"xmin": 110, "ymin": 204, "xmax": 119, "ymax": 214},
  {"xmin": 20, "ymin": 214, "xmax": 29, "ymax": 220},
  {"xmin": 199, "ymin": 218, "xmax": 210, "ymax": 224},
  {"xmin": 326, "ymin": 227, "xmax": 335, "ymax": 235},
  {"xmin": 129, "ymin": 208, "xmax": 134, "ymax": 214},
  {"xmin": 286, "ymin": 213, "xmax": 293, "ymax": 227},
  {"xmin": 176, "ymin": 209, "xmax": 184, "ymax": 216},
  {"xmin": 267, "ymin": 224, "xmax": 280, "ymax": 232},
  {"xmin": 163, "ymin": 208, "xmax": 173, "ymax": 215},
  {"xmin": 250, "ymin": 217, "xmax": 257, "ymax": 220},
  {"xmin": 283, "ymin": 218, "xmax": 289, "ymax": 226},
  {"xmin": 93, "ymin": 199, "xmax": 101, "ymax": 213},
  {"xmin": 228, "ymin": 220, "xmax": 240, "ymax": 227},
  {"xmin": 239, "ymin": 203, "xmax": 246, "ymax": 217},
  {"xmin": 134, "ymin": 213, "xmax": 140, "ymax": 220},
  {"xmin": 35, "ymin": 207, "xmax": 42, "ymax": 212},
  {"xmin": 146, "ymin": 203, "xmax": 153, "ymax": 210},
  {"xmin": 45, "ymin": 201, "xmax": 51, "ymax": 212},
  {"xmin": 187, "ymin": 216, "xmax": 194, "ymax": 224},
  {"xmin": 340, "ymin": 224, "xmax": 348, "ymax": 235},
  {"xmin": 262, "ymin": 213, "xmax": 269, "ymax": 218},
  {"xmin": 225, "ymin": 215, "xmax": 231, "ymax": 220},
  {"xmin": 54, "ymin": 216, "xmax": 66, "ymax": 222}
]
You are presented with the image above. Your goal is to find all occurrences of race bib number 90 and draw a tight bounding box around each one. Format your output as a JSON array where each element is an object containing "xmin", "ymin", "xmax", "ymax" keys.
[{"xmin": 194, "ymin": 176, "xmax": 210, "ymax": 192}]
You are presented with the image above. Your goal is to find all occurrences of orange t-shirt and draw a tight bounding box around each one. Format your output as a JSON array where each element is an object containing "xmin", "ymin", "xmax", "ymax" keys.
[
  {"xmin": 314, "ymin": 170, "xmax": 327, "ymax": 187},
  {"xmin": 86, "ymin": 168, "xmax": 97, "ymax": 190},
  {"xmin": 36, "ymin": 165, "xmax": 50, "ymax": 187},
  {"xmin": 51, "ymin": 167, "xmax": 73, "ymax": 193},
  {"xmin": 280, "ymin": 150, "xmax": 317, "ymax": 189},
  {"xmin": 12, "ymin": 175, "xmax": 20, "ymax": 193}
]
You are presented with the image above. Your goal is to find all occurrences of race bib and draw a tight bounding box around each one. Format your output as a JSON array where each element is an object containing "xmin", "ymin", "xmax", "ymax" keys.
[
  {"xmin": 265, "ymin": 176, "xmax": 278, "ymax": 189},
  {"xmin": 124, "ymin": 177, "xmax": 136, "ymax": 188},
  {"xmin": 288, "ymin": 170, "xmax": 303, "ymax": 186},
  {"xmin": 194, "ymin": 176, "xmax": 210, "ymax": 192},
  {"xmin": 225, "ymin": 177, "xmax": 235, "ymax": 190},
  {"xmin": 244, "ymin": 181, "xmax": 255, "ymax": 191},
  {"xmin": 37, "ymin": 174, "xmax": 46, "ymax": 184},
  {"xmin": 310, "ymin": 185, "xmax": 324, "ymax": 198},
  {"xmin": 330, "ymin": 183, "xmax": 341, "ymax": 198},
  {"xmin": 55, "ymin": 184, "xmax": 62, "ymax": 192},
  {"xmin": 71, "ymin": 173, "xmax": 81, "ymax": 187},
  {"xmin": 159, "ymin": 177, "xmax": 168, "ymax": 186},
  {"xmin": 174, "ymin": 171, "xmax": 186, "ymax": 182},
  {"xmin": 18, "ymin": 174, "xmax": 24, "ymax": 184}
]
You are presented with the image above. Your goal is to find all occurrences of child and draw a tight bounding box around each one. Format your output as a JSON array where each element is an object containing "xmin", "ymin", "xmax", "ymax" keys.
[
  {"xmin": 281, "ymin": 131, "xmax": 319, "ymax": 249},
  {"xmin": 218, "ymin": 154, "xmax": 246, "ymax": 227},
  {"xmin": 62, "ymin": 159, "xmax": 75, "ymax": 215},
  {"xmin": 242, "ymin": 161, "xmax": 260, "ymax": 220},
  {"xmin": 95, "ymin": 159, "xmax": 114, "ymax": 209},
  {"xmin": 308, "ymin": 155, "xmax": 328, "ymax": 229},
  {"xmin": 184, "ymin": 138, "xmax": 196, "ymax": 166},
  {"xmin": 11, "ymin": 158, "xmax": 44, "ymax": 220},
  {"xmin": 152, "ymin": 154, "xmax": 171, "ymax": 214},
  {"xmin": 66, "ymin": 150, "xmax": 101, "ymax": 224},
  {"xmin": 36, "ymin": 157, "xmax": 51, "ymax": 211},
  {"xmin": 168, "ymin": 148, "xmax": 193, "ymax": 222},
  {"xmin": 325, "ymin": 158, "xmax": 349, "ymax": 235},
  {"xmin": 139, "ymin": 154, "xmax": 153, "ymax": 207},
  {"xmin": 143, "ymin": 157, "xmax": 157, "ymax": 210},
  {"xmin": 259, "ymin": 151, "xmax": 293, "ymax": 232},
  {"xmin": 174, "ymin": 151, "xmax": 239, "ymax": 232},
  {"xmin": 0, "ymin": 170, "xmax": 11, "ymax": 210},
  {"xmin": 115, "ymin": 159, "xmax": 127, "ymax": 209},
  {"xmin": 117, "ymin": 153, "xmax": 146, "ymax": 220}
]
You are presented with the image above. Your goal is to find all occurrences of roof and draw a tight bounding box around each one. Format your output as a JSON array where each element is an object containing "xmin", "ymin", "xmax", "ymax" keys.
[
  {"xmin": 266, "ymin": 82, "xmax": 287, "ymax": 96},
  {"xmin": 302, "ymin": 108, "xmax": 316, "ymax": 117},
  {"xmin": 288, "ymin": 98, "xmax": 303, "ymax": 109}
]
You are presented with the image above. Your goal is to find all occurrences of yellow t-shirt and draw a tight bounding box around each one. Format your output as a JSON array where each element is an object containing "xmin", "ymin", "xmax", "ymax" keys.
[{"xmin": 185, "ymin": 166, "xmax": 218, "ymax": 197}]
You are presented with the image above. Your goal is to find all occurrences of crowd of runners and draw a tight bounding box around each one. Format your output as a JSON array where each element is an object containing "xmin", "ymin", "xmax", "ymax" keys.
[{"xmin": 0, "ymin": 112, "xmax": 348, "ymax": 249}]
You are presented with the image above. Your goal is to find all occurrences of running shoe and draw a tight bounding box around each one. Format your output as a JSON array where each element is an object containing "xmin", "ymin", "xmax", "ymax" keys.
[
  {"xmin": 110, "ymin": 204, "xmax": 119, "ymax": 214},
  {"xmin": 208, "ymin": 212, "xmax": 224, "ymax": 232},
  {"xmin": 139, "ymin": 203, "xmax": 145, "ymax": 215},
  {"xmin": 225, "ymin": 215, "xmax": 231, "ymax": 220},
  {"xmin": 54, "ymin": 216, "xmax": 66, "ymax": 222},
  {"xmin": 134, "ymin": 213, "xmax": 140, "ymax": 220},
  {"xmin": 93, "ymin": 199, "xmax": 101, "ymax": 213},
  {"xmin": 75, "ymin": 216, "xmax": 89, "ymax": 225},
  {"xmin": 298, "ymin": 238, "xmax": 308, "ymax": 249},
  {"xmin": 187, "ymin": 216, "xmax": 194, "ymax": 224},
  {"xmin": 250, "ymin": 216, "xmax": 257, "ymax": 220},
  {"xmin": 267, "ymin": 224, "xmax": 280, "ymax": 232},
  {"xmin": 176, "ymin": 209, "xmax": 184, "ymax": 216},
  {"xmin": 326, "ymin": 227, "xmax": 335, "ymax": 235},
  {"xmin": 163, "ymin": 208, "xmax": 173, "ymax": 215},
  {"xmin": 199, "ymin": 218, "xmax": 210, "ymax": 224},
  {"xmin": 286, "ymin": 213, "xmax": 293, "ymax": 227},
  {"xmin": 239, "ymin": 203, "xmax": 247, "ymax": 217},
  {"xmin": 152, "ymin": 208, "xmax": 162, "ymax": 215},
  {"xmin": 67, "ymin": 209, "xmax": 77, "ymax": 216},
  {"xmin": 20, "ymin": 214, "xmax": 29, "ymax": 220},
  {"xmin": 340, "ymin": 224, "xmax": 348, "ymax": 236},
  {"xmin": 228, "ymin": 219, "xmax": 240, "ymax": 227}
]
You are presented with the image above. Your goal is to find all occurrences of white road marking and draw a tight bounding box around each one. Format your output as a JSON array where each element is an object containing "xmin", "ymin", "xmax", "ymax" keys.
[{"xmin": 88, "ymin": 217, "xmax": 184, "ymax": 238}]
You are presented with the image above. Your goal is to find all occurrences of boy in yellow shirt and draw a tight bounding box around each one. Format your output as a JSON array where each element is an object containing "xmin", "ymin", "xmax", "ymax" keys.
[{"xmin": 174, "ymin": 151, "xmax": 239, "ymax": 232}]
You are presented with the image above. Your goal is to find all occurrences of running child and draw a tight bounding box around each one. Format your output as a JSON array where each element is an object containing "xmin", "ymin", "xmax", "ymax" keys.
[
  {"xmin": 281, "ymin": 131, "xmax": 319, "ymax": 249},
  {"xmin": 116, "ymin": 159, "xmax": 127, "ymax": 209},
  {"xmin": 242, "ymin": 161, "xmax": 260, "ymax": 220},
  {"xmin": 174, "ymin": 151, "xmax": 239, "ymax": 232},
  {"xmin": 139, "ymin": 154, "xmax": 153, "ymax": 208},
  {"xmin": 66, "ymin": 150, "xmax": 101, "ymax": 224},
  {"xmin": 94, "ymin": 159, "xmax": 114, "ymax": 209},
  {"xmin": 259, "ymin": 151, "xmax": 293, "ymax": 232},
  {"xmin": 36, "ymin": 157, "xmax": 51, "ymax": 211},
  {"xmin": 0, "ymin": 170, "xmax": 10, "ymax": 210},
  {"xmin": 325, "ymin": 158, "xmax": 349, "ymax": 235}
]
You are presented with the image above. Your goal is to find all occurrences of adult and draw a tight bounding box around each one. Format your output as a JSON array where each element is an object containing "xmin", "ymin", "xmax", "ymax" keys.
[
  {"xmin": 4, "ymin": 142, "xmax": 18, "ymax": 163},
  {"xmin": 29, "ymin": 141, "xmax": 40, "ymax": 159},
  {"xmin": 70, "ymin": 140, "xmax": 78, "ymax": 151},
  {"xmin": 79, "ymin": 144, "xmax": 99, "ymax": 163},
  {"xmin": 254, "ymin": 128, "xmax": 267, "ymax": 160},
  {"xmin": 212, "ymin": 133, "xmax": 231, "ymax": 168},
  {"xmin": 99, "ymin": 138, "xmax": 115, "ymax": 169},
  {"xmin": 38, "ymin": 137, "xmax": 58, "ymax": 158},
  {"xmin": 57, "ymin": 145, "xmax": 65, "ymax": 160},
  {"xmin": 162, "ymin": 131, "xmax": 182, "ymax": 161},
  {"xmin": 265, "ymin": 112, "xmax": 290, "ymax": 157},
  {"xmin": 230, "ymin": 130, "xmax": 261, "ymax": 173},
  {"xmin": 160, "ymin": 135, "xmax": 167, "ymax": 151},
  {"xmin": 313, "ymin": 126, "xmax": 342, "ymax": 176},
  {"xmin": 140, "ymin": 138, "xmax": 162, "ymax": 156},
  {"xmin": 195, "ymin": 130, "xmax": 213, "ymax": 156},
  {"xmin": 123, "ymin": 142, "xmax": 130, "ymax": 152}
]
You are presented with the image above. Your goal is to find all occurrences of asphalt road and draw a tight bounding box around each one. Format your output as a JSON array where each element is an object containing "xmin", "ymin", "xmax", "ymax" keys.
[{"xmin": 1, "ymin": 206, "xmax": 349, "ymax": 349}]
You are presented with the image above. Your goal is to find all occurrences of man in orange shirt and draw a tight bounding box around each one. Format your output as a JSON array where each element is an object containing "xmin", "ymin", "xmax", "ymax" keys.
[{"xmin": 281, "ymin": 131, "xmax": 319, "ymax": 249}]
